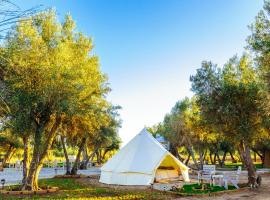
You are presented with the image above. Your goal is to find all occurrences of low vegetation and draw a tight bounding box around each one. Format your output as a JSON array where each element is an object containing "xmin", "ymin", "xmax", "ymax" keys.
[
  {"xmin": 179, "ymin": 183, "xmax": 236, "ymax": 195},
  {"xmin": 0, "ymin": 178, "xmax": 174, "ymax": 199}
]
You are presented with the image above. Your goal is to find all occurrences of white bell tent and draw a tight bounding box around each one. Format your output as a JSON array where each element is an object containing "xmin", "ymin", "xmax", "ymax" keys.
[{"xmin": 99, "ymin": 128, "xmax": 190, "ymax": 185}]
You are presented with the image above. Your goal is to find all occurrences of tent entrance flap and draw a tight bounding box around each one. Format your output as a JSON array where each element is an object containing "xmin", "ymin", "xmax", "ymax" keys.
[
  {"xmin": 158, "ymin": 154, "xmax": 181, "ymax": 170},
  {"xmin": 154, "ymin": 154, "xmax": 181, "ymax": 182}
]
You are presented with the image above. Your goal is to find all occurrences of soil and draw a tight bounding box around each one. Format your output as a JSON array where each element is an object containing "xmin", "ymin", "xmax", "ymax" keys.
[
  {"xmin": 76, "ymin": 175, "xmax": 150, "ymax": 191},
  {"xmin": 79, "ymin": 174, "xmax": 270, "ymax": 200}
]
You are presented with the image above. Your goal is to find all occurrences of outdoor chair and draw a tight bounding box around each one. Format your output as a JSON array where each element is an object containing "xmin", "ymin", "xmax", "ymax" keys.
[
  {"xmin": 223, "ymin": 166, "xmax": 241, "ymax": 189},
  {"xmin": 197, "ymin": 164, "xmax": 216, "ymax": 185}
]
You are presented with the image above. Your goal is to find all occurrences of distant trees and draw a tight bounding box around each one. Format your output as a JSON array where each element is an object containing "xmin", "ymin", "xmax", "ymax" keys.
[
  {"xmin": 150, "ymin": 1, "xmax": 270, "ymax": 187},
  {"xmin": 153, "ymin": 55, "xmax": 268, "ymax": 186},
  {"xmin": 190, "ymin": 55, "xmax": 267, "ymax": 185},
  {"xmin": 248, "ymin": 0, "xmax": 270, "ymax": 168},
  {"xmin": 0, "ymin": 130, "xmax": 21, "ymax": 167}
]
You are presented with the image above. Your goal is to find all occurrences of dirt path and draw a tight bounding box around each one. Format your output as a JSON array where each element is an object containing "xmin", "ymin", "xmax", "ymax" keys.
[
  {"xmin": 77, "ymin": 174, "xmax": 270, "ymax": 200},
  {"xmin": 178, "ymin": 174, "xmax": 270, "ymax": 200}
]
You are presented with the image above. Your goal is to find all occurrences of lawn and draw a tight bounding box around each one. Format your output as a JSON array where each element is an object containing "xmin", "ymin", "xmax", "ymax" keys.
[
  {"xmin": 0, "ymin": 178, "xmax": 174, "ymax": 200},
  {"xmin": 0, "ymin": 177, "xmax": 241, "ymax": 199},
  {"xmin": 224, "ymin": 162, "xmax": 264, "ymax": 170},
  {"xmin": 178, "ymin": 183, "xmax": 236, "ymax": 195}
]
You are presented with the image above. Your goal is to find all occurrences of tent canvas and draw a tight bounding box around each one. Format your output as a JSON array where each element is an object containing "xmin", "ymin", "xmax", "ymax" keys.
[{"xmin": 99, "ymin": 128, "xmax": 190, "ymax": 185}]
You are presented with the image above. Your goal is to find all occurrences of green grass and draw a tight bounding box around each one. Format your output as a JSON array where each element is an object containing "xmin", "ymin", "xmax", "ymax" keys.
[
  {"xmin": 224, "ymin": 162, "xmax": 264, "ymax": 169},
  {"xmin": 179, "ymin": 183, "xmax": 236, "ymax": 195},
  {"xmin": 43, "ymin": 162, "xmax": 64, "ymax": 168},
  {"xmin": 0, "ymin": 178, "xmax": 241, "ymax": 199},
  {"xmin": 39, "ymin": 178, "xmax": 86, "ymax": 190},
  {"xmin": 0, "ymin": 178, "xmax": 171, "ymax": 200}
]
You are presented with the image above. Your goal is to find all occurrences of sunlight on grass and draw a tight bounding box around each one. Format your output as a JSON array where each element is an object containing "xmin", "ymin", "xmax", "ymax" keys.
[
  {"xmin": 178, "ymin": 183, "xmax": 236, "ymax": 195},
  {"xmin": 0, "ymin": 177, "xmax": 241, "ymax": 199}
]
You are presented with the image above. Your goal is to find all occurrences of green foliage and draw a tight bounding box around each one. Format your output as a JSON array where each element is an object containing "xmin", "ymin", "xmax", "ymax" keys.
[
  {"xmin": 2, "ymin": 9, "xmax": 109, "ymax": 132},
  {"xmin": 0, "ymin": 9, "xmax": 121, "ymax": 189},
  {"xmin": 248, "ymin": 0, "xmax": 270, "ymax": 152},
  {"xmin": 158, "ymin": 97, "xmax": 190, "ymax": 147},
  {"xmin": 179, "ymin": 183, "xmax": 236, "ymax": 195},
  {"xmin": 0, "ymin": 130, "xmax": 22, "ymax": 149},
  {"xmin": 190, "ymin": 55, "xmax": 266, "ymax": 146}
]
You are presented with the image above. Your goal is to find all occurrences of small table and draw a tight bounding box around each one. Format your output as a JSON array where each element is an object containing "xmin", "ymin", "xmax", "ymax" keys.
[{"xmin": 212, "ymin": 174, "xmax": 224, "ymax": 186}]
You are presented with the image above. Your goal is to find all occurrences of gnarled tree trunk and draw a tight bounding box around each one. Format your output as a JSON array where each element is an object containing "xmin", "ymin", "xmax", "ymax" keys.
[
  {"xmin": 22, "ymin": 116, "xmax": 61, "ymax": 191},
  {"xmin": 80, "ymin": 147, "xmax": 98, "ymax": 169},
  {"xmin": 264, "ymin": 150, "xmax": 270, "ymax": 168},
  {"xmin": 185, "ymin": 153, "xmax": 191, "ymax": 165},
  {"xmin": 229, "ymin": 151, "xmax": 237, "ymax": 163},
  {"xmin": 2, "ymin": 144, "xmax": 16, "ymax": 167},
  {"xmin": 238, "ymin": 140, "xmax": 257, "ymax": 186},
  {"xmin": 61, "ymin": 135, "xmax": 71, "ymax": 175},
  {"xmin": 22, "ymin": 135, "xmax": 30, "ymax": 185},
  {"xmin": 199, "ymin": 150, "xmax": 204, "ymax": 170},
  {"xmin": 170, "ymin": 145, "xmax": 184, "ymax": 162},
  {"xmin": 217, "ymin": 151, "xmax": 227, "ymax": 167},
  {"xmin": 71, "ymin": 137, "xmax": 86, "ymax": 175},
  {"xmin": 186, "ymin": 145, "xmax": 198, "ymax": 168}
]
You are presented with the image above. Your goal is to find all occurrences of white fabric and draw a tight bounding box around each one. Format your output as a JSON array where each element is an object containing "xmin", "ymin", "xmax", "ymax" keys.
[{"xmin": 99, "ymin": 128, "xmax": 190, "ymax": 185}]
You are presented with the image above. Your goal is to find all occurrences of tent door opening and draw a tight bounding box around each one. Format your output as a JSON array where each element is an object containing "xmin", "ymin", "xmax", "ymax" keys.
[{"xmin": 154, "ymin": 154, "xmax": 181, "ymax": 183}]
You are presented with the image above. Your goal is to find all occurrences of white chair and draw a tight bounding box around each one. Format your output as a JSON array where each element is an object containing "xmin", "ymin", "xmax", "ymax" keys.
[
  {"xmin": 223, "ymin": 166, "xmax": 241, "ymax": 189},
  {"xmin": 198, "ymin": 165, "xmax": 216, "ymax": 185}
]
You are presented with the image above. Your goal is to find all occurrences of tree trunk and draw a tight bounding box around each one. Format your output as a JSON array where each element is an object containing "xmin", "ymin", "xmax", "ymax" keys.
[
  {"xmin": 32, "ymin": 162, "xmax": 43, "ymax": 190},
  {"xmin": 22, "ymin": 116, "xmax": 61, "ymax": 190},
  {"xmin": 79, "ymin": 145, "xmax": 88, "ymax": 170},
  {"xmin": 220, "ymin": 151, "xmax": 227, "ymax": 167},
  {"xmin": 216, "ymin": 151, "xmax": 223, "ymax": 167},
  {"xmin": 199, "ymin": 150, "xmax": 204, "ymax": 169},
  {"xmin": 22, "ymin": 136, "xmax": 30, "ymax": 185},
  {"xmin": 23, "ymin": 121, "xmax": 46, "ymax": 190},
  {"xmin": 214, "ymin": 153, "xmax": 217, "ymax": 164},
  {"xmin": 238, "ymin": 140, "xmax": 257, "ymax": 186},
  {"xmin": 210, "ymin": 152, "xmax": 215, "ymax": 164},
  {"xmin": 61, "ymin": 136, "xmax": 71, "ymax": 175},
  {"xmin": 2, "ymin": 145, "xmax": 15, "ymax": 167},
  {"xmin": 80, "ymin": 147, "xmax": 98, "ymax": 169},
  {"xmin": 97, "ymin": 150, "xmax": 102, "ymax": 165},
  {"xmin": 262, "ymin": 150, "xmax": 266, "ymax": 166},
  {"xmin": 82, "ymin": 146, "xmax": 88, "ymax": 161},
  {"xmin": 102, "ymin": 149, "xmax": 110, "ymax": 161},
  {"xmin": 170, "ymin": 145, "xmax": 184, "ymax": 162},
  {"xmin": 187, "ymin": 145, "xmax": 199, "ymax": 168},
  {"xmin": 229, "ymin": 151, "xmax": 237, "ymax": 163},
  {"xmin": 264, "ymin": 150, "xmax": 270, "ymax": 168},
  {"xmin": 96, "ymin": 151, "xmax": 99, "ymax": 165},
  {"xmin": 185, "ymin": 153, "xmax": 191, "ymax": 165},
  {"xmin": 203, "ymin": 150, "xmax": 208, "ymax": 162},
  {"xmin": 252, "ymin": 148, "xmax": 266, "ymax": 166},
  {"xmin": 71, "ymin": 137, "xmax": 86, "ymax": 175},
  {"xmin": 185, "ymin": 136, "xmax": 199, "ymax": 169}
]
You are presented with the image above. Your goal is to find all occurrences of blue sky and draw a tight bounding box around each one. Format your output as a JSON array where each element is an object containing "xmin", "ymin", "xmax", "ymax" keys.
[{"xmin": 15, "ymin": 0, "xmax": 264, "ymax": 145}]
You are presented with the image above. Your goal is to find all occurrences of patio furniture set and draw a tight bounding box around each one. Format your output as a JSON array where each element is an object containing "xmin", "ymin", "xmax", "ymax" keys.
[{"xmin": 198, "ymin": 164, "xmax": 242, "ymax": 189}]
